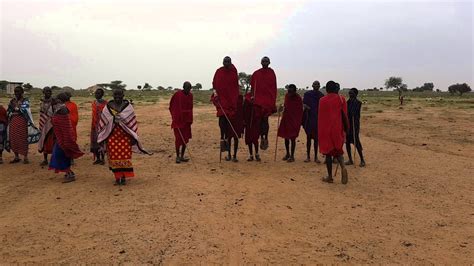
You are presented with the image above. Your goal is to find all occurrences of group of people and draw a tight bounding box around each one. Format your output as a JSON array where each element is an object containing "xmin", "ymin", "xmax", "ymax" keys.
[
  {"xmin": 0, "ymin": 56, "xmax": 366, "ymax": 185},
  {"xmin": 0, "ymin": 86, "xmax": 149, "ymax": 185},
  {"xmin": 169, "ymin": 56, "xmax": 366, "ymax": 184}
]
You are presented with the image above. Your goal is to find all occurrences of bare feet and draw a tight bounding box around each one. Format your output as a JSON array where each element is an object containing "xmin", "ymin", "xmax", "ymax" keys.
[
  {"xmin": 341, "ymin": 168, "xmax": 348, "ymax": 184},
  {"xmin": 359, "ymin": 161, "xmax": 366, "ymax": 167}
]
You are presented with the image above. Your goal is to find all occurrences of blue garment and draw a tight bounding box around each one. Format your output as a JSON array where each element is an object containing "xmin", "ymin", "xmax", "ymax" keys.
[
  {"xmin": 49, "ymin": 143, "xmax": 71, "ymax": 172},
  {"xmin": 302, "ymin": 90, "xmax": 324, "ymax": 137}
]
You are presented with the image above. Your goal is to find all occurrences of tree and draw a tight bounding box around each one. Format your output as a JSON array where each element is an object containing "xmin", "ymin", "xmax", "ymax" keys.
[
  {"xmin": 193, "ymin": 83, "xmax": 203, "ymax": 91},
  {"xmin": 413, "ymin": 82, "xmax": 434, "ymax": 92},
  {"xmin": 385, "ymin": 76, "xmax": 407, "ymax": 99},
  {"xmin": 166, "ymin": 86, "xmax": 173, "ymax": 91},
  {"xmin": 98, "ymin": 80, "xmax": 126, "ymax": 90},
  {"xmin": 238, "ymin": 72, "xmax": 252, "ymax": 92},
  {"xmin": 448, "ymin": 83, "xmax": 472, "ymax": 96},
  {"xmin": 157, "ymin": 86, "xmax": 165, "ymax": 91},
  {"xmin": 137, "ymin": 85, "xmax": 142, "ymax": 90},
  {"xmin": 22, "ymin": 83, "xmax": 33, "ymax": 91},
  {"xmin": 143, "ymin": 83, "xmax": 152, "ymax": 90}
]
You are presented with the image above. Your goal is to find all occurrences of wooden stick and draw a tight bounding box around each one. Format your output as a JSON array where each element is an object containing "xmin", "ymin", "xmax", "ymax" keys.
[{"xmin": 274, "ymin": 108, "xmax": 281, "ymax": 161}]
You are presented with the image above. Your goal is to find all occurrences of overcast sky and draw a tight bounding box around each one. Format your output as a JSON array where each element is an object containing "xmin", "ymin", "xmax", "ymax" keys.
[{"xmin": 1, "ymin": 0, "xmax": 472, "ymax": 90}]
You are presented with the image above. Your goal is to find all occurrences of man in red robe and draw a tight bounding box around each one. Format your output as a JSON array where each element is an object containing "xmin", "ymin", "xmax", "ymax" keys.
[
  {"xmin": 318, "ymin": 81, "xmax": 349, "ymax": 184},
  {"xmin": 277, "ymin": 84, "xmax": 303, "ymax": 162},
  {"xmin": 250, "ymin": 56, "xmax": 277, "ymax": 152},
  {"xmin": 169, "ymin": 82, "xmax": 193, "ymax": 164},
  {"xmin": 211, "ymin": 56, "xmax": 241, "ymax": 162}
]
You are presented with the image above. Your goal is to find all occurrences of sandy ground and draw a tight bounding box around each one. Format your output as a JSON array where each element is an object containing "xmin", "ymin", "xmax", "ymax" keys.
[{"xmin": 0, "ymin": 98, "xmax": 473, "ymax": 264}]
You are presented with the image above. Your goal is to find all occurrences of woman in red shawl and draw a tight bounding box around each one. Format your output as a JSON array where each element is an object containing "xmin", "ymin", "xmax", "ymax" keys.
[
  {"xmin": 169, "ymin": 82, "xmax": 193, "ymax": 163},
  {"xmin": 277, "ymin": 84, "xmax": 303, "ymax": 162},
  {"xmin": 91, "ymin": 88, "xmax": 107, "ymax": 165},
  {"xmin": 318, "ymin": 81, "xmax": 349, "ymax": 184},
  {"xmin": 250, "ymin": 56, "xmax": 277, "ymax": 151},
  {"xmin": 0, "ymin": 104, "xmax": 7, "ymax": 164},
  {"xmin": 211, "ymin": 56, "xmax": 241, "ymax": 161},
  {"xmin": 49, "ymin": 93, "xmax": 84, "ymax": 183}
]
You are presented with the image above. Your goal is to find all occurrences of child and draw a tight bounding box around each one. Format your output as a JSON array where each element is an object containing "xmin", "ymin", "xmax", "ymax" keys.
[
  {"xmin": 91, "ymin": 88, "xmax": 108, "ymax": 165},
  {"xmin": 345, "ymin": 88, "xmax": 366, "ymax": 167}
]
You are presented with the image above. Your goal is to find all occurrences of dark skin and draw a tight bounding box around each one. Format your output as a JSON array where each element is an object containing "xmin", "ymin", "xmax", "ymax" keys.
[
  {"xmin": 40, "ymin": 87, "xmax": 53, "ymax": 165},
  {"xmin": 345, "ymin": 90, "xmax": 365, "ymax": 167},
  {"xmin": 281, "ymin": 86, "xmax": 297, "ymax": 162},
  {"xmin": 176, "ymin": 82, "xmax": 192, "ymax": 161},
  {"xmin": 95, "ymin": 89, "xmax": 104, "ymax": 101},
  {"xmin": 223, "ymin": 56, "xmax": 232, "ymax": 69},
  {"xmin": 261, "ymin": 57, "xmax": 270, "ymax": 69},
  {"xmin": 304, "ymin": 81, "xmax": 321, "ymax": 163}
]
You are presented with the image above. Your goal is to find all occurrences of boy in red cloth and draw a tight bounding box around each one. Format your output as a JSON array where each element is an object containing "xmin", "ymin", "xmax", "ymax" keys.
[
  {"xmin": 318, "ymin": 81, "xmax": 349, "ymax": 184},
  {"xmin": 277, "ymin": 84, "xmax": 303, "ymax": 162},
  {"xmin": 250, "ymin": 56, "xmax": 277, "ymax": 151},
  {"xmin": 169, "ymin": 82, "xmax": 193, "ymax": 163},
  {"xmin": 38, "ymin": 87, "xmax": 55, "ymax": 166},
  {"xmin": 49, "ymin": 93, "xmax": 84, "ymax": 183}
]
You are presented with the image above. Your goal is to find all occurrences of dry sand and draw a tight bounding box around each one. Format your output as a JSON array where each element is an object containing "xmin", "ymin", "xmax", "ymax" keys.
[{"xmin": 0, "ymin": 98, "xmax": 473, "ymax": 264}]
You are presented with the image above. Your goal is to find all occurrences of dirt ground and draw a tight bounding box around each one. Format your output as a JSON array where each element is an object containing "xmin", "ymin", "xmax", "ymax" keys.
[{"xmin": 0, "ymin": 96, "xmax": 473, "ymax": 264}]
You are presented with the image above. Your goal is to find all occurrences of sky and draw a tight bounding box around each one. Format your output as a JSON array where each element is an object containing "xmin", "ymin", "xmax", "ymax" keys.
[{"xmin": 0, "ymin": 0, "xmax": 472, "ymax": 91}]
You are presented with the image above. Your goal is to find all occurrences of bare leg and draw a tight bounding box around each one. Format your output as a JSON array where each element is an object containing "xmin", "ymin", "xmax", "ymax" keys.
[
  {"xmin": 283, "ymin": 139, "xmax": 290, "ymax": 160},
  {"xmin": 314, "ymin": 137, "xmax": 320, "ymax": 163},
  {"xmin": 323, "ymin": 156, "xmax": 333, "ymax": 182},
  {"xmin": 175, "ymin": 145, "xmax": 181, "ymax": 163},
  {"xmin": 345, "ymin": 142, "xmax": 353, "ymax": 165},
  {"xmin": 305, "ymin": 134, "xmax": 311, "ymax": 162},
  {"xmin": 336, "ymin": 155, "xmax": 348, "ymax": 184},
  {"xmin": 290, "ymin": 138, "xmax": 296, "ymax": 159}
]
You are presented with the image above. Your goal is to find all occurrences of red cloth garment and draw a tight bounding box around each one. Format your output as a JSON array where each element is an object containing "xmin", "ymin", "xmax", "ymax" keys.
[
  {"xmin": 244, "ymin": 93, "xmax": 263, "ymax": 145},
  {"xmin": 65, "ymin": 101, "xmax": 79, "ymax": 141},
  {"xmin": 51, "ymin": 113, "xmax": 84, "ymax": 159},
  {"xmin": 250, "ymin": 67, "xmax": 277, "ymax": 116},
  {"xmin": 0, "ymin": 105, "xmax": 7, "ymax": 124},
  {"xmin": 169, "ymin": 90, "xmax": 193, "ymax": 148},
  {"xmin": 318, "ymin": 93, "xmax": 348, "ymax": 157},
  {"xmin": 227, "ymin": 95, "xmax": 244, "ymax": 138},
  {"xmin": 38, "ymin": 99, "xmax": 55, "ymax": 154},
  {"xmin": 277, "ymin": 93, "xmax": 303, "ymax": 139},
  {"xmin": 107, "ymin": 126, "xmax": 134, "ymax": 180},
  {"xmin": 9, "ymin": 114, "xmax": 28, "ymax": 156},
  {"xmin": 90, "ymin": 100, "xmax": 108, "ymax": 154},
  {"xmin": 212, "ymin": 64, "xmax": 239, "ymax": 117}
]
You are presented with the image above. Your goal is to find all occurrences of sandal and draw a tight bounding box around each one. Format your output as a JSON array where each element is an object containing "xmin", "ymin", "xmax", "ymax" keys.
[
  {"xmin": 304, "ymin": 158, "xmax": 311, "ymax": 163},
  {"xmin": 322, "ymin": 176, "xmax": 334, "ymax": 183},
  {"xmin": 287, "ymin": 157, "xmax": 295, "ymax": 163},
  {"xmin": 40, "ymin": 160, "xmax": 48, "ymax": 166},
  {"xmin": 282, "ymin": 155, "xmax": 290, "ymax": 161},
  {"xmin": 175, "ymin": 157, "xmax": 181, "ymax": 164},
  {"xmin": 180, "ymin": 157, "xmax": 189, "ymax": 162},
  {"xmin": 120, "ymin": 177, "xmax": 127, "ymax": 186},
  {"xmin": 255, "ymin": 154, "xmax": 261, "ymax": 162},
  {"xmin": 225, "ymin": 155, "xmax": 231, "ymax": 161},
  {"xmin": 247, "ymin": 156, "xmax": 254, "ymax": 162}
]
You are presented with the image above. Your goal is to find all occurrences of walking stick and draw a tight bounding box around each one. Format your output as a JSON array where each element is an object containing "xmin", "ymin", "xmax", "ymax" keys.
[
  {"xmin": 274, "ymin": 108, "xmax": 281, "ymax": 161},
  {"xmin": 216, "ymin": 100, "xmax": 239, "ymax": 139},
  {"xmin": 352, "ymin": 116, "xmax": 357, "ymax": 168},
  {"xmin": 177, "ymin": 127, "xmax": 197, "ymax": 169},
  {"xmin": 334, "ymin": 161, "xmax": 339, "ymax": 177}
]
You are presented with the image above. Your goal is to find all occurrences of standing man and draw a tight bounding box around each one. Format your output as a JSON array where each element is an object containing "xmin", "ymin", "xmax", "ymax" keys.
[
  {"xmin": 277, "ymin": 84, "xmax": 303, "ymax": 162},
  {"xmin": 345, "ymin": 88, "xmax": 366, "ymax": 167},
  {"xmin": 250, "ymin": 56, "xmax": 277, "ymax": 151},
  {"xmin": 169, "ymin": 81, "xmax": 193, "ymax": 164},
  {"xmin": 302, "ymin": 80, "xmax": 324, "ymax": 163},
  {"xmin": 211, "ymin": 56, "xmax": 240, "ymax": 161},
  {"xmin": 38, "ymin": 87, "xmax": 55, "ymax": 166},
  {"xmin": 91, "ymin": 88, "xmax": 108, "ymax": 165},
  {"xmin": 318, "ymin": 81, "xmax": 349, "ymax": 184}
]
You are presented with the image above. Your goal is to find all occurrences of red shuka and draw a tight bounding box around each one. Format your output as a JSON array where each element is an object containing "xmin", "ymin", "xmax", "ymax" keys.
[
  {"xmin": 65, "ymin": 101, "xmax": 79, "ymax": 141},
  {"xmin": 318, "ymin": 93, "xmax": 348, "ymax": 157},
  {"xmin": 212, "ymin": 64, "xmax": 239, "ymax": 117},
  {"xmin": 52, "ymin": 113, "xmax": 84, "ymax": 159},
  {"xmin": 91, "ymin": 100, "xmax": 107, "ymax": 133},
  {"xmin": 0, "ymin": 105, "xmax": 6, "ymax": 124},
  {"xmin": 250, "ymin": 67, "xmax": 277, "ymax": 116},
  {"xmin": 243, "ymin": 93, "xmax": 263, "ymax": 145},
  {"xmin": 277, "ymin": 93, "xmax": 303, "ymax": 139},
  {"xmin": 169, "ymin": 90, "xmax": 193, "ymax": 148}
]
